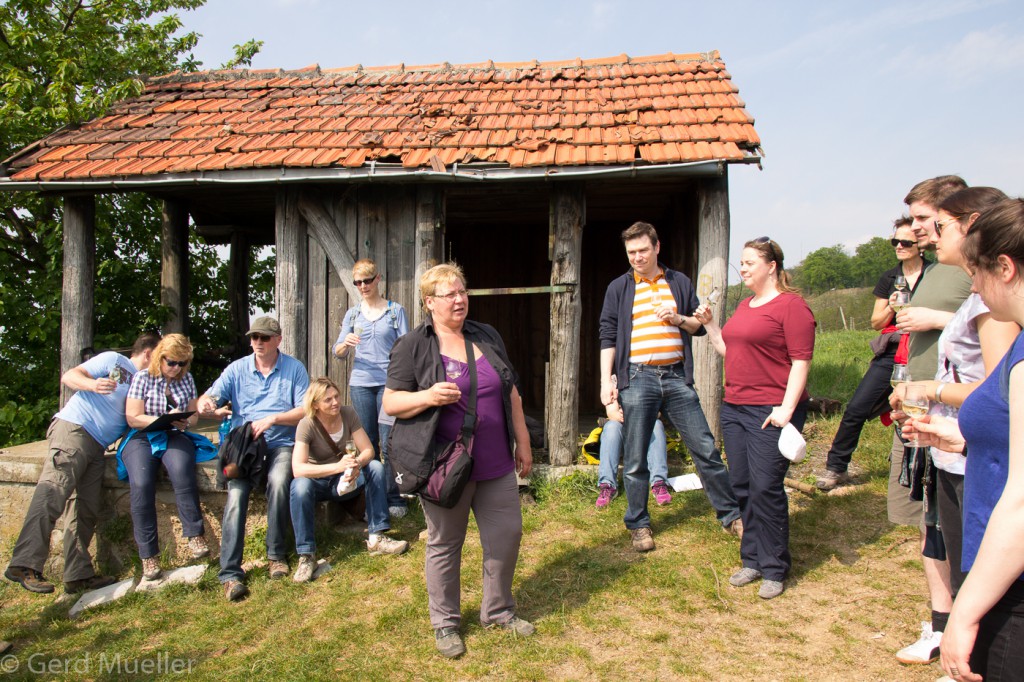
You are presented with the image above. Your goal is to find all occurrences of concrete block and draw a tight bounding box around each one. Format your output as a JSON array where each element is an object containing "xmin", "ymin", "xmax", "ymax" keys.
[{"xmin": 68, "ymin": 579, "xmax": 135, "ymax": 618}]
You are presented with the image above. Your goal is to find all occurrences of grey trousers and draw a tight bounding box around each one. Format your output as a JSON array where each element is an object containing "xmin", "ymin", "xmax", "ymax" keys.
[
  {"xmin": 9, "ymin": 418, "xmax": 107, "ymax": 582},
  {"xmin": 421, "ymin": 470, "xmax": 523, "ymax": 630}
]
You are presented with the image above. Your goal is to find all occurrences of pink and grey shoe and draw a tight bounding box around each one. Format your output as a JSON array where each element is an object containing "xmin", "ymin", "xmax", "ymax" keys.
[
  {"xmin": 595, "ymin": 483, "xmax": 617, "ymax": 509},
  {"xmin": 652, "ymin": 480, "xmax": 672, "ymax": 505}
]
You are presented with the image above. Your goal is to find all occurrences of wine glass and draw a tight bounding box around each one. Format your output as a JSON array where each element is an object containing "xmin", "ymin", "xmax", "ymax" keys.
[
  {"xmin": 108, "ymin": 364, "xmax": 120, "ymax": 385},
  {"xmin": 353, "ymin": 325, "xmax": 364, "ymax": 338},
  {"xmin": 444, "ymin": 357, "xmax": 463, "ymax": 380},
  {"xmin": 891, "ymin": 290, "xmax": 911, "ymax": 326},
  {"xmin": 649, "ymin": 286, "xmax": 661, "ymax": 308},
  {"xmin": 890, "ymin": 364, "xmax": 909, "ymax": 389},
  {"xmin": 894, "ymin": 275, "xmax": 907, "ymax": 291},
  {"xmin": 705, "ymin": 287, "xmax": 721, "ymax": 306},
  {"xmin": 902, "ymin": 383, "xmax": 931, "ymax": 447}
]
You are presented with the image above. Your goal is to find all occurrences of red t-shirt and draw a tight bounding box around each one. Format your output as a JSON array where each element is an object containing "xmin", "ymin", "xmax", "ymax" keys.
[{"xmin": 722, "ymin": 293, "xmax": 816, "ymax": 405}]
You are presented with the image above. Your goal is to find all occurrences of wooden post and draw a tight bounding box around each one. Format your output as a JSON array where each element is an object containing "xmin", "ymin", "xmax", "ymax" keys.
[
  {"xmin": 298, "ymin": 188, "xmax": 361, "ymax": 303},
  {"xmin": 307, "ymin": 238, "xmax": 329, "ymax": 380},
  {"xmin": 414, "ymin": 186, "xmax": 445, "ymax": 327},
  {"xmin": 694, "ymin": 168, "xmax": 730, "ymax": 441},
  {"xmin": 60, "ymin": 196, "xmax": 96, "ymax": 407},
  {"xmin": 228, "ymin": 231, "xmax": 251, "ymax": 356},
  {"xmin": 545, "ymin": 183, "xmax": 585, "ymax": 466},
  {"xmin": 276, "ymin": 187, "xmax": 308, "ymax": 365},
  {"xmin": 160, "ymin": 199, "xmax": 190, "ymax": 335}
]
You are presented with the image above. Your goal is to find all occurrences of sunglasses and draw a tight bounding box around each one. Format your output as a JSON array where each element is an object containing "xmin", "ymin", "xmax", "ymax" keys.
[
  {"xmin": 353, "ymin": 276, "xmax": 377, "ymax": 287},
  {"xmin": 934, "ymin": 218, "xmax": 958, "ymax": 238},
  {"xmin": 163, "ymin": 359, "xmax": 188, "ymax": 367},
  {"xmin": 250, "ymin": 334, "xmax": 273, "ymax": 342},
  {"xmin": 890, "ymin": 238, "xmax": 916, "ymax": 248}
]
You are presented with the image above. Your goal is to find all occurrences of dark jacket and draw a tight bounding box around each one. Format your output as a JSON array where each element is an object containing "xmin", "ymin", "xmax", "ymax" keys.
[
  {"xmin": 599, "ymin": 263, "xmax": 706, "ymax": 390},
  {"xmin": 216, "ymin": 421, "xmax": 268, "ymax": 489},
  {"xmin": 386, "ymin": 316, "xmax": 519, "ymax": 468}
]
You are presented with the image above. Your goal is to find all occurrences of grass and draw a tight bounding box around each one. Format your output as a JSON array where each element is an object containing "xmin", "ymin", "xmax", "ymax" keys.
[{"xmin": 0, "ymin": 329, "xmax": 946, "ymax": 681}]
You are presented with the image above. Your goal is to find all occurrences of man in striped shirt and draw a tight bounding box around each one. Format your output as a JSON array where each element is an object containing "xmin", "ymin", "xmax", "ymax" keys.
[{"xmin": 599, "ymin": 222, "xmax": 741, "ymax": 552}]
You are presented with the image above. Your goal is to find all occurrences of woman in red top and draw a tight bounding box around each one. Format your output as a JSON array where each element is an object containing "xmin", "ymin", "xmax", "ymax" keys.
[{"xmin": 701, "ymin": 237, "xmax": 816, "ymax": 599}]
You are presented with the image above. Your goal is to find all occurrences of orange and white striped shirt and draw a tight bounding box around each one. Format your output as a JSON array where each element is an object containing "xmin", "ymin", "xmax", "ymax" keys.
[{"xmin": 629, "ymin": 270, "xmax": 684, "ymax": 366}]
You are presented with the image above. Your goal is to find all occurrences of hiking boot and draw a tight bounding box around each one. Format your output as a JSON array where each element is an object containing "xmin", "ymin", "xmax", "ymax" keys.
[
  {"xmin": 5, "ymin": 565, "xmax": 55, "ymax": 594},
  {"xmin": 724, "ymin": 518, "xmax": 744, "ymax": 539},
  {"xmin": 367, "ymin": 535, "xmax": 409, "ymax": 556},
  {"xmin": 188, "ymin": 535, "xmax": 210, "ymax": 559},
  {"xmin": 652, "ymin": 480, "xmax": 672, "ymax": 505},
  {"xmin": 896, "ymin": 622, "xmax": 942, "ymax": 664},
  {"xmin": 816, "ymin": 469, "xmax": 851, "ymax": 491},
  {"xmin": 630, "ymin": 527, "xmax": 655, "ymax": 552},
  {"xmin": 435, "ymin": 626, "xmax": 466, "ymax": 658},
  {"xmin": 485, "ymin": 616, "xmax": 536, "ymax": 636},
  {"xmin": 758, "ymin": 579, "xmax": 785, "ymax": 599},
  {"xmin": 389, "ymin": 505, "xmax": 408, "ymax": 519},
  {"xmin": 224, "ymin": 579, "xmax": 249, "ymax": 602},
  {"xmin": 595, "ymin": 483, "xmax": 617, "ymax": 509},
  {"xmin": 141, "ymin": 557, "xmax": 162, "ymax": 581},
  {"xmin": 293, "ymin": 554, "xmax": 316, "ymax": 583},
  {"xmin": 729, "ymin": 567, "xmax": 762, "ymax": 587},
  {"xmin": 64, "ymin": 575, "xmax": 117, "ymax": 593},
  {"xmin": 268, "ymin": 559, "xmax": 289, "ymax": 579}
]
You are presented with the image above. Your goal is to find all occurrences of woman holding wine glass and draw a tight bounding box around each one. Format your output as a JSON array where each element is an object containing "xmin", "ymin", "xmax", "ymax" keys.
[
  {"xmin": 384, "ymin": 263, "xmax": 534, "ymax": 658},
  {"xmin": 334, "ymin": 258, "xmax": 409, "ymax": 516}
]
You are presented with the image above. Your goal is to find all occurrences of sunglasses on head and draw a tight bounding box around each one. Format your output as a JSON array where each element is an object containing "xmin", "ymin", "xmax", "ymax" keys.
[
  {"xmin": 890, "ymin": 238, "xmax": 916, "ymax": 248},
  {"xmin": 163, "ymin": 359, "xmax": 187, "ymax": 367},
  {"xmin": 250, "ymin": 334, "xmax": 273, "ymax": 342},
  {"xmin": 353, "ymin": 275, "xmax": 377, "ymax": 287}
]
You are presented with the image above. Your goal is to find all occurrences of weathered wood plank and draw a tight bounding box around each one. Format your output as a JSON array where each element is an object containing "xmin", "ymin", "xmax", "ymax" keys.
[
  {"xmin": 298, "ymin": 188, "xmax": 360, "ymax": 303},
  {"xmin": 386, "ymin": 186, "xmax": 417, "ymax": 321},
  {"xmin": 414, "ymin": 186, "xmax": 445, "ymax": 327},
  {"xmin": 228, "ymin": 231, "xmax": 250, "ymax": 356},
  {"xmin": 546, "ymin": 183, "xmax": 585, "ymax": 466},
  {"xmin": 160, "ymin": 199, "xmax": 190, "ymax": 335},
  {"xmin": 275, "ymin": 187, "xmax": 308, "ymax": 365},
  {"xmin": 694, "ymin": 169, "xmax": 729, "ymax": 440},
  {"xmin": 60, "ymin": 195, "xmax": 96, "ymax": 408},
  {"xmin": 307, "ymin": 238, "xmax": 329, "ymax": 380}
]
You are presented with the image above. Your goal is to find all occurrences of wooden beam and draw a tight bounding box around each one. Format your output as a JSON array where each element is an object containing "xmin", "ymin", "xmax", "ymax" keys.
[
  {"xmin": 228, "ymin": 231, "xmax": 251, "ymax": 356},
  {"xmin": 60, "ymin": 196, "xmax": 96, "ymax": 408},
  {"xmin": 414, "ymin": 186, "xmax": 445, "ymax": 327},
  {"xmin": 545, "ymin": 182, "xmax": 585, "ymax": 467},
  {"xmin": 275, "ymin": 187, "xmax": 308, "ymax": 365},
  {"xmin": 694, "ymin": 168, "xmax": 730, "ymax": 441},
  {"xmin": 297, "ymin": 188, "xmax": 360, "ymax": 303},
  {"xmin": 307, "ymin": 237, "xmax": 329, "ymax": 380},
  {"xmin": 160, "ymin": 199, "xmax": 190, "ymax": 335}
]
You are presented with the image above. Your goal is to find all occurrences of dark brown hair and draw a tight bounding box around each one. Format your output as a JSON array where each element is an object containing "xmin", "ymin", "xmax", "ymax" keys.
[
  {"xmin": 938, "ymin": 187, "xmax": 1008, "ymax": 224},
  {"xmin": 131, "ymin": 332, "xmax": 161, "ymax": 356},
  {"xmin": 962, "ymin": 198, "xmax": 1024, "ymax": 280},
  {"xmin": 621, "ymin": 221, "xmax": 659, "ymax": 245},
  {"xmin": 892, "ymin": 215, "xmax": 913, "ymax": 232},
  {"xmin": 743, "ymin": 238, "xmax": 800, "ymax": 294},
  {"xmin": 903, "ymin": 175, "xmax": 967, "ymax": 209}
]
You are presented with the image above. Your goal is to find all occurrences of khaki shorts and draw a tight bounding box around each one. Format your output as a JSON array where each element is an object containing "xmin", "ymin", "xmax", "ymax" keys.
[{"xmin": 887, "ymin": 430, "xmax": 924, "ymax": 528}]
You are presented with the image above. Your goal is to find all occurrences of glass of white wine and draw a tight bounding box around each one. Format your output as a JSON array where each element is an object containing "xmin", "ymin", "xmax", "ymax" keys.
[
  {"xmin": 649, "ymin": 285, "xmax": 662, "ymax": 308},
  {"xmin": 891, "ymin": 290, "xmax": 910, "ymax": 327},
  {"xmin": 902, "ymin": 383, "xmax": 931, "ymax": 447},
  {"xmin": 445, "ymin": 357, "xmax": 463, "ymax": 380},
  {"xmin": 108, "ymin": 364, "xmax": 120, "ymax": 386},
  {"xmin": 890, "ymin": 364, "xmax": 909, "ymax": 388},
  {"xmin": 894, "ymin": 275, "xmax": 907, "ymax": 291}
]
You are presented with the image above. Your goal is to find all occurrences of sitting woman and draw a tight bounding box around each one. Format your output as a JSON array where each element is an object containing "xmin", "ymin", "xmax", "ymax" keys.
[
  {"xmin": 289, "ymin": 377, "xmax": 408, "ymax": 583},
  {"xmin": 121, "ymin": 333, "xmax": 216, "ymax": 581}
]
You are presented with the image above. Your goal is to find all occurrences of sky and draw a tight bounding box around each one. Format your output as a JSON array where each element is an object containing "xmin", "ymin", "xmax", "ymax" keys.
[{"xmin": 178, "ymin": 0, "xmax": 1024, "ymax": 271}]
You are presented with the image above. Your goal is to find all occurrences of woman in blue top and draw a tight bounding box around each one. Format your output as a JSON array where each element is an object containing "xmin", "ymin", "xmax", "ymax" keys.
[
  {"xmin": 334, "ymin": 258, "xmax": 409, "ymax": 515},
  {"xmin": 908, "ymin": 198, "xmax": 1024, "ymax": 682}
]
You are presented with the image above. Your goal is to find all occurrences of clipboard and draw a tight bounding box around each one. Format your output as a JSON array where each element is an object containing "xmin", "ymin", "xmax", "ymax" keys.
[{"xmin": 140, "ymin": 410, "xmax": 196, "ymax": 432}]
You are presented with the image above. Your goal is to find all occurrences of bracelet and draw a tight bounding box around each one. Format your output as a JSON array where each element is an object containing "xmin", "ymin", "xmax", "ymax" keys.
[{"xmin": 934, "ymin": 382, "xmax": 946, "ymax": 403}]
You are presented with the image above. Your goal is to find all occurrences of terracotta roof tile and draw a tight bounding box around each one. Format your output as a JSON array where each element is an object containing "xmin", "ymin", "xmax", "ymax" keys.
[{"xmin": 4, "ymin": 50, "xmax": 759, "ymax": 180}]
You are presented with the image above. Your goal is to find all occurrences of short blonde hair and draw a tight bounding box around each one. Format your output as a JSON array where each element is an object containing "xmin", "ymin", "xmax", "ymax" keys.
[
  {"xmin": 419, "ymin": 262, "xmax": 467, "ymax": 310},
  {"xmin": 148, "ymin": 333, "xmax": 193, "ymax": 378},
  {"xmin": 352, "ymin": 258, "xmax": 378, "ymax": 281},
  {"xmin": 303, "ymin": 377, "xmax": 341, "ymax": 418}
]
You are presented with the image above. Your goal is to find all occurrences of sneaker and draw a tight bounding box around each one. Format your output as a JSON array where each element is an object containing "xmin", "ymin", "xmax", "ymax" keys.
[
  {"xmin": 268, "ymin": 560, "xmax": 289, "ymax": 579},
  {"xmin": 816, "ymin": 469, "xmax": 851, "ymax": 491},
  {"xmin": 389, "ymin": 505, "xmax": 408, "ymax": 519},
  {"xmin": 652, "ymin": 480, "xmax": 672, "ymax": 505},
  {"xmin": 188, "ymin": 535, "xmax": 210, "ymax": 559},
  {"xmin": 758, "ymin": 579, "xmax": 785, "ymax": 599},
  {"xmin": 485, "ymin": 616, "xmax": 535, "ymax": 636},
  {"xmin": 293, "ymin": 554, "xmax": 316, "ymax": 583},
  {"xmin": 435, "ymin": 626, "xmax": 466, "ymax": 658},
  {"xmin": 595, "ymin": 483, "xmax": 617, "ymax": 509},
  {"xmin": 367, "ymin": 535, "xmax": 410, "ymax": 556},
  {"xmin": 64, "ymin": 575, "xmax": 117, "ymax": 593},
  {"xmin": 224, "ymin": 579, "xmax": 249, "ymax": 602},
  {"xmin": 729, "ymin": 567, "xmax": 762, "ymax": 587},
  {"xmin": 630, "ymin": 527, "xmax": 655, "ymax": 552},
  {"xmin": 724, "ymin": 518, "xmax": 744, "ymax": 539},
  {"xmin": 5, "ymin": 565, "xmax": 55, "ymax": 594},
  {"xmin": 896, "ymin": 622, "xmax": 942, "ymax": 664},
  {"xmin": 141, "ymin": 557, "xmax": 162, "ymax": 581}
]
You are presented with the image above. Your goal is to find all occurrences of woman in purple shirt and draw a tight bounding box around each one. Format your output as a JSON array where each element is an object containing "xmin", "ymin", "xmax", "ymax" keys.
[{"xmin": 384, "ymin": 263, "xmax": 533, "ymax": 659}]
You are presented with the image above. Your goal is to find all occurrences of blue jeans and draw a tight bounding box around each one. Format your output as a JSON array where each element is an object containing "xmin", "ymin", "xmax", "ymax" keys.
[
  {"xmin": 619, "ymin": 363, "xmax": 740, "ymax": 530},
  {"xmin": 597, "ymin": 418, "xmax": 668, "ymax": 488},
  {"xmin": 121, "ymin": 431, "xmax": 204, "ymax": 559},
  {"xmin": 350, "ymin": 384, "xmax": 404, "ymax": 509},
  {"xmin": 289, "ymin": 459, "xmax": 390, "ymax": 555},
  {"xmin": 219, "ymin": 445, "xmax": 294, "ymax": 584}
]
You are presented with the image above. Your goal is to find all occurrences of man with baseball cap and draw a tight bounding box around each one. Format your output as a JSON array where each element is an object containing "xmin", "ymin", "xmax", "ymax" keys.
[{"xmin": 198, "ymin": 316, "xmax": 309, "ymax": 601}]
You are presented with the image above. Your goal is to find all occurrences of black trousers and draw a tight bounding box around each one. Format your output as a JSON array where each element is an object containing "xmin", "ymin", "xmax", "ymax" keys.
[
  {"xmin": 824, "ymin": 349, "xmax": 895, "ymax": 473},
  {"xmin": 970, "ymin": 579, "xmax": 1024, "ymax": 682}
]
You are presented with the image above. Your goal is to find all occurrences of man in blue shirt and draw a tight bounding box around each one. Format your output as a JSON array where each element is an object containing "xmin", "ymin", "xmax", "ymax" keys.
[
  {"xmin": 5, "ymin": 333, "xmax": 159, "ymax": 594},
  {"xmin": 198, "ymin": 316, "xmax": 309, "ymax": 602}
]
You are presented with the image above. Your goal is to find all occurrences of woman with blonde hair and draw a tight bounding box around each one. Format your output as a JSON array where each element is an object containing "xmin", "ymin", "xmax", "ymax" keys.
[{"xmin": 120, "ymin": 333, "xmax": 216, "ymax": 581}]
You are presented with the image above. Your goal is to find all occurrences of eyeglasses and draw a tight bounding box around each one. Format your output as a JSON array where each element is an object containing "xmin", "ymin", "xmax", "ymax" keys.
[
  {"xmin": 163, "ymin": 359, "xmax": 188, "ymax": 367},
  {"xmin": 353, "ymin": 276, "xmax": 377, "ymax": 287},
  {"xmin": 890, "ymin": 238, "xmax": 916, "ymax": 248},
  {"xmin": 934, "ymin": 218, "xmax": 958, "ymax": 238},
  {"xmin": 432, "ymin": 289, "xmax": 468, "ymax": 302},
  {"xmin": 250, "ymin": 334, "xmax": 273, "ymax": 342}
]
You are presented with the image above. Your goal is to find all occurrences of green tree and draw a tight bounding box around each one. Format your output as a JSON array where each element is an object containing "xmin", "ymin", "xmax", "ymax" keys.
[
  {"xmin": 850, "ymin": 236, "xmax": 896, "ymax": 287},
  {"xmin": 0, "ymin": 1, "xmax": 265, "ymax": 445},
  {"xmin": 798, "ymin": 245, "xmax": 853, "ymax": 294}
]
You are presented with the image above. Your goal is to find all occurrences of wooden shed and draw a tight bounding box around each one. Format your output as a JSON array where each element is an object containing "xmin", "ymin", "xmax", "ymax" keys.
[{"xmin": 0, "ymin": 50, "xmax": 762, "ymax": 466}]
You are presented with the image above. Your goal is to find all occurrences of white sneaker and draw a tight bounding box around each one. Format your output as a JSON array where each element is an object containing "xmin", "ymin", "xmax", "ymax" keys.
[
  {"xmin": 895, "ymin": 621, "xmax": 942, "ymax": 664},
  {"xmin": 292, "ymin": 554, "xmax": 316, "ymax": 583},
  {"xmin": 367, "ymin": 535, "xmax": 409, "ymax": 556}
]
